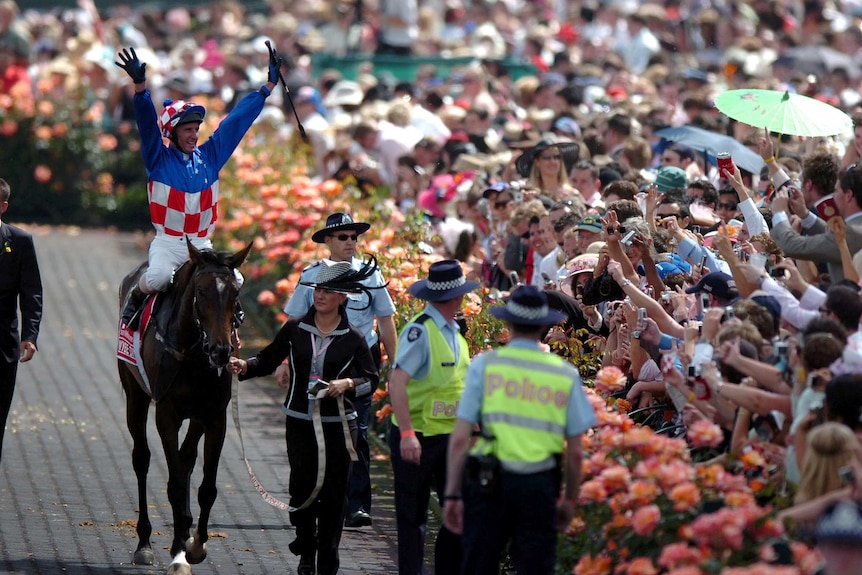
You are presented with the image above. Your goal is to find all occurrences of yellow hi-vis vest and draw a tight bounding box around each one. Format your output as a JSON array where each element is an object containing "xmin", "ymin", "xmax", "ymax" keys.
[
  {"xmin": 474, "ymin": 346, "xmax": 574, "ymax": 473},
  {"xmin": 392, "ymin": 314, "xmax": 469, "ymax": 436}
]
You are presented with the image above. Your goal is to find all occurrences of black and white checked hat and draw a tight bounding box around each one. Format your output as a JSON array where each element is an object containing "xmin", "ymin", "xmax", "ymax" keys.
[
  {"xmin": 409, "ymin": 259, "xmax": 480, "ymax": 302},
  {"xmin": 301, "ymin": 260, "xmax": 360, "ymax": 297},
  {"xmin": 815, "ymin": 499, "xmax": 862, "ymax": 545},
  {"xmin": 489, "ymin": 285, "xmax": 566, "ymax": 326}
]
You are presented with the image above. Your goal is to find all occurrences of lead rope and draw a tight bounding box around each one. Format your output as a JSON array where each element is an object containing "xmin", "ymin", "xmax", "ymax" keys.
[{"xmin": 231, "ymin": 379, "xmax": 357, "ymax": 512}]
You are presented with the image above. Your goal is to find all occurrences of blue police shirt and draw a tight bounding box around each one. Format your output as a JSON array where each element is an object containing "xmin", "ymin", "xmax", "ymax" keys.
[
  {"xmin": 392, "ymin": 304, "xmax": 461, "ymax": 380},
  {"xmin": 457, "ymin": 338, "xmax": 598, "ymax": 437},
  {"xmin": 284, "ymin": 256, "xmax": 396, "ymax": 347}
]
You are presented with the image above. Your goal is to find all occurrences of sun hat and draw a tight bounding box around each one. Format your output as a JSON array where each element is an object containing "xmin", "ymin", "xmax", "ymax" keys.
[
  {"xmin": 575, "ymin": 215, "xmax": 603, "ymax": 234},
  {"xmin": 489, "ymin": 285, "xmax": 567, "ymax": 326},
  {"xmin": 159, "ymin": 99, "xmax": 206, "ymax": 139},
  {"xmin": 324, "ymin": 80, "xmax": 365, "ymax": 108},
  {"xmin": 306, "ymin": 260, "xmax": 353, "ymax": 290},
  {"xmin": 568, "ymin": 254, "xmax": 598, "ymax": 277},
  {"xmin": 311, "ymin": 213, "xmax": 371, "ymax": 243},
  {"xmin": 300, "ymin": 256, "xmax": 385, "ymax": 306},
  {"xmin": 409, "ymin": 259, "xmax": 480, "ymax": 302},
  {"xmin": 515, "ymin": 137, "xmax": 580, "ymax": 178},
  {"xmin": 655, "ymin": 166, "xmax": 689, "ymax": 194}
]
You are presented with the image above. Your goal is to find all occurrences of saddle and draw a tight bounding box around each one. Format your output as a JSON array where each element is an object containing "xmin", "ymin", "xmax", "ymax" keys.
[{"xmin": 117, "ymin": 262, "xmax": 193, "ymax": 402}]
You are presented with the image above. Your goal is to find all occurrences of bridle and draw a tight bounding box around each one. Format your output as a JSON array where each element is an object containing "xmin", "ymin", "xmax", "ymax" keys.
[{"xmin": 192, "ymin": 263, "xmax": 239, "ymax": 358}]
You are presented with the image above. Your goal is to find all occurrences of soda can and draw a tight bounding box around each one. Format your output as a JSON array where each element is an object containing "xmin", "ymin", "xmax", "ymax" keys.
[{"xmin": 717, "ymin": 152, "xmax": 735, "ymax": 176}]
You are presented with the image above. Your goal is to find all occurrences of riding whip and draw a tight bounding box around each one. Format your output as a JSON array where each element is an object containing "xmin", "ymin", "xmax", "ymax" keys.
[{"xmin": 265, "ymin": 40, "xmax": 307, "ymax": 142}]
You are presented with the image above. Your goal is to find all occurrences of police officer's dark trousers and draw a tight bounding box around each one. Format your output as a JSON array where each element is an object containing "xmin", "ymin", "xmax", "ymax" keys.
[
  {"xmin": 389, "ymin": 425, "xmax": 462, "ymax": 575},
  {"xmin": 347, "ymin": 342, "xmax": 380, "ymax": 516},
  {"xmin": 461, "ymin": 468, "xmax": 559, "ymax": 575},
  {"xmin": 287, "ymin": 416, "xmax": 357, "ymax": 575}
]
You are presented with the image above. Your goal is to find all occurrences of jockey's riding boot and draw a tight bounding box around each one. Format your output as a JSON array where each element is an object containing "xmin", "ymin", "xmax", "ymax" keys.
[
  {"xmin": 122, "ymin": 285, "xmax": 147, "ymax": 331},
  {"xmin": 232, "ymin": 300, "xmax": 245, "ymax": 328}
]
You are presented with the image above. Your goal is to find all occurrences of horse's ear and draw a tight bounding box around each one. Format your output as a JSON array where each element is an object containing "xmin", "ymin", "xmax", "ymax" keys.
[
  {"xmin": 227, "ymin": 241, "xmax": 253, "ymax": 270},
  {"xmin": 187, "ymin": 237, "xmax": 203, "ymax": 263}
]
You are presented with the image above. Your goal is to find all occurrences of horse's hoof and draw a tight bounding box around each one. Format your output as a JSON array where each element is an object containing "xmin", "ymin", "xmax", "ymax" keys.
[
  {"xmin": 167, "ymin": 551, "xmax": 192, "ymax": 575},
  {"xmin": 166, "ymin": 564, "xmax": 192, "ymax": 575},
  {"xmin": 133, "ymin": 547, "xmax": 155, "ymax": 565},
  {"xmin": 185, "ymin": 536, "xmax": 207, "ymax": 564}
]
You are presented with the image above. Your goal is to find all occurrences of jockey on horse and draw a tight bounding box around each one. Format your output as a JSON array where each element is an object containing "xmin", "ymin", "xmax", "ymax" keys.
[{"xmin": 115, "ymin": 44, "xmax": 282, "ymax": 330}]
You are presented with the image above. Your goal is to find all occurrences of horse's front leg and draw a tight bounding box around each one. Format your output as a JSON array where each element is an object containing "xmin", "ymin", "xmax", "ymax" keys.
[
  {"xmin": 121, "ymin": 367, "xmax": 155, "ymax": 566},
  {"xmin": 186, "ymin": 415, "xmax": 227, "ymax": 565},
  {"xmin": 156, "ymin": 407, "xmax": 196, "ymax": 565}
]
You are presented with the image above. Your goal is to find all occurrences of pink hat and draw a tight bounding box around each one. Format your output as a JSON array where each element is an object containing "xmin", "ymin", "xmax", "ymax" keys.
[{"xmin": 568, "ymin": 254, "xmax": 598, "ymax": 277}]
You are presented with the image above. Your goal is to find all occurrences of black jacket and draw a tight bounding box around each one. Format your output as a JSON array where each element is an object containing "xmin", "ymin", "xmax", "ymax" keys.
[
  {"xmin": 0, "ymin": 223, "xmax": 42, "ymax": 364},
  {"xmin": 240, "ymin": 306, "xmax": 378, "ymax": 420}
]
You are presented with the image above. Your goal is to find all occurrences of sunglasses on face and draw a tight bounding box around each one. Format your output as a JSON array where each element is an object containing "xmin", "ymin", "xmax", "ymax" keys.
[
  {"xmin": 717, "ymin": 202, "xmax": 738, "ymax": 210},
  {"xmin": 333, "ymin": 234, "xmax": 358, "ymax": 242},
  {"xmin": 495, "ymin": 199, "xmax": 512, "ymax": 209},
  {"xmin": 539, "ymin": 154, "xmax": 562, "ymax": 161},
  {"xmin": 605, "ymin": 226, "xmax": 626, "ymax": 234}
]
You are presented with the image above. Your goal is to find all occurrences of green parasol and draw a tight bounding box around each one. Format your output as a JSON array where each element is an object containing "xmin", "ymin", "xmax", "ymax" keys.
[{"xmin": 714, "ymin": 89, "xmax": 853, "ymax": 137}]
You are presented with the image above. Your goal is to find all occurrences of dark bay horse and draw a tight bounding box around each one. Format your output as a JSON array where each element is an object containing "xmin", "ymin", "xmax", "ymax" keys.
[{"xmin": 118, "ymin": 240, "xmax": 252, "ymax": 575}]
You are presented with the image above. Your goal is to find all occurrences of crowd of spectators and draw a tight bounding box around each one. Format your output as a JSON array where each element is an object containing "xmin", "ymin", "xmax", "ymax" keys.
[{"xmin": 5, "ymin": 0, "xmax": 862, "ymax": 565}]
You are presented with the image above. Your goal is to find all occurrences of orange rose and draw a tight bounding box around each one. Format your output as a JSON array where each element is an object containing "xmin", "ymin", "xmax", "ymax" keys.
[
  {"xmin": 669, "ymin": 482, "xmax": 701, "ymax": 512},
  {"xmin": 626, "ymin": 557, "xmax": 658, "ymax": 575},
  {"xmin": 574, "ymin": 555, "xmax": 612, "ymax": 575},
  {"xmin": 256, "ymin": 290, "xmax": 277, "ymax": 306},
  {"xmin": 687, "ymin": 420, "xmax": 724, "ymax": 449},
  {"xmin": 33, "ymin": 164, "xmax": 52, "ymax": 184},
  {"xmin": 631, "ymin": 504, "xmax": 660, "ymax": 536},
  {"xmin": 594, "ymin": 366, "xmax": 627, "ymax": 395}
]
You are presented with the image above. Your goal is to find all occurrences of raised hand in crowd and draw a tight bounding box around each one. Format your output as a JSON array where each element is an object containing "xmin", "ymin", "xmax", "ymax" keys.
[
  {"xmin": 723, "ymin": 162, "xmax": 753, "ymax": 202},
  {"xmin": 786, "ymin": 182, "xmax": 808, "ymax": 218},
  {"xmin": 771, "ymin": 187, "xmax": 791, "ymax": 217},
  {"xmin": 827, "ymin": 216, "xmax": 859, "ymax": 283},
  {"xmin": 601, "ymin": 209, "xmax": 623, "ymax": 243}
]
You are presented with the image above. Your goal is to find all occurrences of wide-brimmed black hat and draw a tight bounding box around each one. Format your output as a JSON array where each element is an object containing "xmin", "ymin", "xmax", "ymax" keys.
[
  {"xmin": 515, "ymin": 138, "xmax": 580, "ymax": 178},
  {"xmin": 409, "ymin": 259, "xmax": 480, "ymax": 302},
  {"xmin": 300, "ymin": 256, "xmax": 386, "ymax": 309},
  {"xmin": 311, "ymin": 212, "xmax": 371, "ymax": 243},
  {"xmin": 301, "ymin": 260, "xmax": 357, "ymax": 293},
  {"xmin": 489, "ymin": 285, "xmax": 566, "ymax": 326}
]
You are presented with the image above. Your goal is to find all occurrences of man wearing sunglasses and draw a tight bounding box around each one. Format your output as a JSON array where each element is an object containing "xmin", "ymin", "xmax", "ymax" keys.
[{"xmin": 279, "ymin": 212, "xmax": 398, "ymax": 529}]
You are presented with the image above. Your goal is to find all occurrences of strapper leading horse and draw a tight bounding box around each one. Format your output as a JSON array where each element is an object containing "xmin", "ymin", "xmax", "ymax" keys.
[{"xmin": 118, "ymin": 240, "xmax": 252, "ymax": 575}]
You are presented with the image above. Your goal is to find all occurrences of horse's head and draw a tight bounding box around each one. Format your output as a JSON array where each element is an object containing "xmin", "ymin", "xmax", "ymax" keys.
[{"xmin": 187, "ymin": 239, "xmax": 253, "ymax": 369}]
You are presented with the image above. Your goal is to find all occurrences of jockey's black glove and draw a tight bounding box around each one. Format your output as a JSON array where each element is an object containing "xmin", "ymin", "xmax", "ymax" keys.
[{"xmin": 115, "ymin": 47, "xmax": 147, "ymax": 84}]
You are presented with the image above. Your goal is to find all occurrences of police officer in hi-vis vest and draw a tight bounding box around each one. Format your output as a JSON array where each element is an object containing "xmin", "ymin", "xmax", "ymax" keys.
[
  {"xmin": 443, "ymin": 285, "xmax": 598, "ymax": 575},
  {"xmin": 388, "ymin": 260, "xmax": 479, "ymax": 575}
]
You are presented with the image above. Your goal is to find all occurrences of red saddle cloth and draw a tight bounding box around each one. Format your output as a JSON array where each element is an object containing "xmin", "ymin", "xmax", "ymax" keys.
[{"xmin": 116, "ymin": 296, "xmax": 157, "ymax": 366}]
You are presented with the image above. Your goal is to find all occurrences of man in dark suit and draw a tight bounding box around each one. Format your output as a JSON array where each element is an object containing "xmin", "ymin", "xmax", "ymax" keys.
[{"xmin": 0, "ymin": 178, "xmax": 43, "ymax": 464}]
